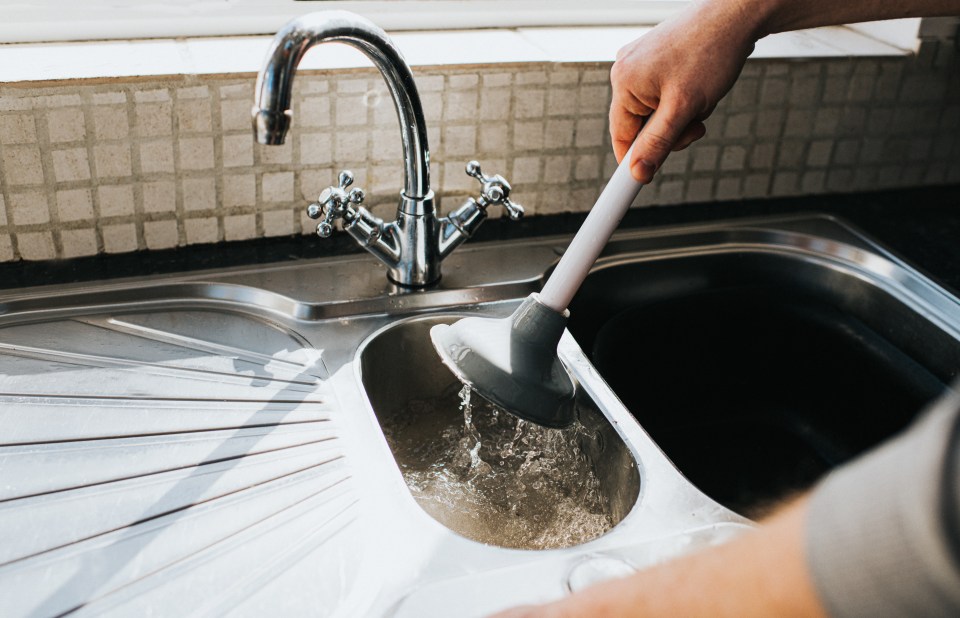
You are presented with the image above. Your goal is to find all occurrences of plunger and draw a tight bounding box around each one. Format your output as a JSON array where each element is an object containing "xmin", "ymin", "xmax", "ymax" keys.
[{"xmin": 431, "ymin": 140, "xmax": 646, "ymax": 428}]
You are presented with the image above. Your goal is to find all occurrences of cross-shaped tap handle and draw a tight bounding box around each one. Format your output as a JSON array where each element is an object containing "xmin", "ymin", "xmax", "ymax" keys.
[
  {"xmin": 464, "ymin": 161, "xmax": 523, "ymax": 220},
  {"xmin": 307, "ymin": 170, "xmax": 365, "ymax": 238}
]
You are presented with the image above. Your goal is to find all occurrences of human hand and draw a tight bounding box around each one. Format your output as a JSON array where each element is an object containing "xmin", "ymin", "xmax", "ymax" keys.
[{"xmin": 610, "ymin": 0, "xmax": 767, "ymax": 182}]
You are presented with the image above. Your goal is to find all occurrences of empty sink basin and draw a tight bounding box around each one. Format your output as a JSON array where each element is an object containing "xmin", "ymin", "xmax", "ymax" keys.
[{"xmin": 567, "ymin": 245, "xmax": 960, "ymax": 518}]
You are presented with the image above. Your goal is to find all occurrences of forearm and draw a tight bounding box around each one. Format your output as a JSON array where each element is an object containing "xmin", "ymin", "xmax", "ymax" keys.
[
  {"xmin": 493, "ymin": 497, "xmax": 826, "ymax": 618},
  {"xmin": 754, "ymin": 0, "xmax": 960, "ymax": 36}
]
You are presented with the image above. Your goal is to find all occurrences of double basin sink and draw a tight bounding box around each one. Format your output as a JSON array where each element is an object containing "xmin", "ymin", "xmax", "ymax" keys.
[{"xmin": 1, "ymin": 215, "xmax": 958, "ymax": 616}]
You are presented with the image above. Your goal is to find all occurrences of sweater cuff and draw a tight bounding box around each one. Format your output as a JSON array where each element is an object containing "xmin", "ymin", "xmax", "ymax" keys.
[{"xmin": 806, "ymin": 388, "xmax": 960, "ymax": 617}]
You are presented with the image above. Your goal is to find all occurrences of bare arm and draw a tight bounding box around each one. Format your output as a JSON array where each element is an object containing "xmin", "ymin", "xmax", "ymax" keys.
[
  {"xmin": 491, "ymin": 497, "xmax": 825, "ymax": 618},
  {"xmin": 615, "ymin": 0, "xmax": 960, "ymax": 182}
]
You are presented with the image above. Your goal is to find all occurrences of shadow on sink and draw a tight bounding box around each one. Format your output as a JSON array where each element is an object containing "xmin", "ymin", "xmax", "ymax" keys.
[{"xmin": 568, "ymin": 250, "xmax": 959, "ymax": 519}]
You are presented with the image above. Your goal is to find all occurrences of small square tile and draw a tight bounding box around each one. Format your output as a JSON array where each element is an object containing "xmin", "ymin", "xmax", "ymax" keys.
[
  {"xmin": 478, "ymin": 125, "xmax": 508, "ymax": 154},
  {"xmin": 53, "ymin": 148, "xmax": 91, "ymax": 182},
  {"xmin": 224, "ymin": 214, "xmax": 256, "ymax": 241},
  {"xmin": 692, "ymin": 145, "xmax": 719, "ymax": 172},
  {"xmin": 98, "ymin": 184, "xmax": 135, "ymax": 217},
  {"xmin": 140, "ymin": 140, "xmax": 175, "ymax": 174},
  {"xmin": 94, "ymin": 143, "xmax": 131, "ymax": 178},
  {"xmin": 807, "ymin": 140, "xmax": 833, "ymax": 167},
  {"xmin": 743, "ymin": 173, "xmax": 771, "ymax": 198},
  {"xmin": 60, "ymin": 228, "xmax": 98, "ymax": 258},
  {"xmin": 443, "ymin": 125, "xmax": 476, "ymax": 157},
  {"xmin": 144, "ymin": 219, "xmax": 179, "ymax": 249},
  {"xmin": 219, "ymin": 83, "xmax": 254, "ymax": 99},
  {"xmin": 513, "ymin": 121, "xmax": 544, "ymax": 151},
  {"xmin": 11, "ymin": 191, "xmax": 49, "ymax": 225},
  {"xmin": 801, "ymin": 170, "xmax": 827, "ymax": 193},
  {"xmin": 182, "ymin": 177, "xmax": 217, "ymax": 211},
  {"xmin": 334, "ymin": 131, "xmax": 368, "ymax": 161},
  {"xmin": 574, "ymin": 118, "xmax": 605, "ymax": 148},
  {"xmin": 178, "ymin": 86, "xmax": 209, "ymax": 100},
  {"xmin": 221, "ymin": 98, "xmax": 252, "ymax": 132},
  {"xmin": 512, "ymin": 156, "xmax": 541, "ymax": 183},
  {"xmin": 57, "ymin": 188, "xmax": 94, "ymax": 222},
  {"xmin": 185, "ymin": 217, "xmax": 219, "ymax": 244},
  {"xmin": 0, "ymin": 114, "xmax": 37, "ymax": 144},
  {"xmin": 223, "ymin": 174, "xmax": 256, "ymax": 208},
  {"xmin": 549, "ymin": 69, "xmax": 579, "ymax": 86},
  {"xmin": 724, "ymin": 113, "xmax": 752, "ymax": 138},
  {"xmin": 298, "ymin": 97, "xmax": 331, "ymax": 127},
  {"xmin": 445, "ymin": 90, "xmax": 479, "ymax": 122},
  {"xmin": 102, "ymin": 223, "xmax": 138, "ymax": 253},
  {"xmin": 449, "ymin": 74, "xmax": 479, "ymax": 89},
  {"xmin": 544, "ymin": 119, "xmax": 574, "ymax": 149},
  {"xmin": 543, "ymin": 155, "xmax": 572, "ymax": 183},
  {"xmin": 720, "ymin": 145, "xmax": 747, "ymax": 171},
  {"xmin": 136, "ymin": 102, "xmax": 173, "ymax": 137},
  {"xmin": 263, "ymin": 210, "xmax": 295, "ymax": 237},
  {"xmin": 578, "ymin": 85, "xmax": 609, "ymax": 116},
  {"xmin": 263, "ymin": 172, "xmax": 294, "ymax": 202},
  {"xmin": 716, "ymin": 177, "xmax": 742, "ymax": 200},
  {"xmin": 178, "ymin": 137, "xmax": 214, "ymax": 170},
  {"xmin": 335, "ymin": 95, "xmax": 368, "ymax": 126},
  {"xmin": 4, "ymin": 145, "xmax": 45, "ymax": 185},
  {"xmin": 142, "ymin": 180, "xmax": 176, "ymax": 214},
  {"xmin": 46, "ymin": 108, "xmax": 86, "ymax": 143},
  {"xmin": 300, "ymin": 132, "xmax": 333, "ymax": 165},
  {"xmin": 514, "ymin": 90, "xmax": 545, "ymax": 119},
  {"xmin": 547, "ymin": 90, "xmax": 577, "ymax": 117},
  {"xmin": 17, "ymin": 231, "xmax": 55, "ymax": 260},
  {"xmin": 479, "ymin": 89, "xmax": 511, "ymax": 121},
  {"xmin": 222, "ymin": 134, "xmax": 254, "ymax": 168},
  {"xmin": 686, "ymin": 177, "xmax": 715, "ymax": 203},
  {"xmin": 134, "ymin": 89, "xmax": 170, "ymax": 103},
  {"xmin": 515, "ymin": 71, "xmax": 548, "ymax": 86},
  {"xmin": 574, "ymin": 154, "xmax": 601, "ymax": 181},
  {"xmin": 93, "ymin": 106, "xmax": 129, "ymax": 141},
  {"xmin": 178, "ymin": 98, "xmax": 212, "ymax": 133},
  {"xmin": 93, "ymin": 92, "xmax": 126, "ymax": 105},
  {"xmin": 482, "ymin": 73, "xmax": 513, "ymax": 88}
]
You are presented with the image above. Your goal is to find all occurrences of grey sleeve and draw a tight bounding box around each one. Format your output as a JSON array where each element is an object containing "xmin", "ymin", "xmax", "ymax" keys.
[{"xmin": 806, "ymin": 386, "xmax": 960, "ymax": 617}]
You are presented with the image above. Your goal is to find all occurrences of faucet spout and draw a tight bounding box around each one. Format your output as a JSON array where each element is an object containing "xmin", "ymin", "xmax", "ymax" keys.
[{"xmin": 252, "ymin": 11, "xmax": 431, "ymax": 199}]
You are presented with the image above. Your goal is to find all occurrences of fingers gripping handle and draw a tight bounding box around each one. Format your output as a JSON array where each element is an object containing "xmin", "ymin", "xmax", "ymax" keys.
[{"xmin": 538, "ymin": 141, "xmax": 643, "ymax": 312}]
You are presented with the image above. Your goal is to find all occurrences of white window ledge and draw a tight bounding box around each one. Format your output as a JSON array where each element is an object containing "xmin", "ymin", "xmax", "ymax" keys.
[{"xmin": 0, "ymin": 25, "xmax": 911, "ymax": 85}]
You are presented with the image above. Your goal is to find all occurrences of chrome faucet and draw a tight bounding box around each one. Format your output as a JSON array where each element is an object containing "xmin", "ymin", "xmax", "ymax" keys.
[{"xmin": 253, "ymin": 11, "xmax": 522, "ymax": 287}]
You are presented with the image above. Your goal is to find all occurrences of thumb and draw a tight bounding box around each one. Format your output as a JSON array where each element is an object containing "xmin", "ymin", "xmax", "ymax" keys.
[{"xmin": 629, "ymin": 98, "xmax": 694, "ymax": 183}]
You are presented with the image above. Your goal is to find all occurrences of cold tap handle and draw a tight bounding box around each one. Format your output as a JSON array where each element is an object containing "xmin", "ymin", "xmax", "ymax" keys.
[{"xmin": 464, "ymin": 161, "xmax": 523, "ymax": 220}]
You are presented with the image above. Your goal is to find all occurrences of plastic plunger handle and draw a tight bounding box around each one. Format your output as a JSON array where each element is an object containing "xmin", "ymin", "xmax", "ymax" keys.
[{"xmin": 539, "ymin": 141, "xmax": 644, "ymax": 312}]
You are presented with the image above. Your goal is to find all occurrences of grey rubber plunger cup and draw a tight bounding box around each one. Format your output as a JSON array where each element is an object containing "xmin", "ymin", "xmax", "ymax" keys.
[
  {"xmin": 431, "ymin": 137, "xmax": 646, "ymax": 428},
  {"xmin": 430, "ymin": 293, "xmax": 576, "ymax": 428}
]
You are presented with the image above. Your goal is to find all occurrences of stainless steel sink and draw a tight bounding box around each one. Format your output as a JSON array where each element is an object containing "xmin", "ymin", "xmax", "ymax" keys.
[{"xmin": 0, "ymin": 214, "xmax": 957, "ymax": 616}]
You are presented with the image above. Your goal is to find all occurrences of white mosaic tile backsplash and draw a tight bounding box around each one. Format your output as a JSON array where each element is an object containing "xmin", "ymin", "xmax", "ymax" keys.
[{"xmin": 0, "ymin": 43, "xmax": 958, "ymax": 262}]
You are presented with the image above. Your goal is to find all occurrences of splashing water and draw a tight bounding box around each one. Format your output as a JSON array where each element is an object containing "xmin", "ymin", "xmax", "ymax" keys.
[{"xmin": 382, "ymin": 384, "xmax": 613, "ymax": 549}]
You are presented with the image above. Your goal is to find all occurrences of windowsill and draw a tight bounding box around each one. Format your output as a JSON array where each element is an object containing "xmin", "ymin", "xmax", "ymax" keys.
[{"xmin": 0, "ymin": 24, "xmax": 912, "ymax": 86}]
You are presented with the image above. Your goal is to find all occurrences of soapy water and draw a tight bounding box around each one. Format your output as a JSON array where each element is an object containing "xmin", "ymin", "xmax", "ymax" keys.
[{"xmin": 382, "ymin": 385, "xmax": 613, "ymax": 549}]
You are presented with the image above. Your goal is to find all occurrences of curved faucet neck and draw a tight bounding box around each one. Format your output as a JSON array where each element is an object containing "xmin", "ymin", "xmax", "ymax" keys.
[{"xmin": 253, "ymin": 11, "xmax": 431, "ymax": 200}]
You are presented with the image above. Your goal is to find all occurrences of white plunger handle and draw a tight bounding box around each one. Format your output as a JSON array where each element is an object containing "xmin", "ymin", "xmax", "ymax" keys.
[{"xmin": 539, "ymin": 141, "xmax": 644, "ymax": 312}]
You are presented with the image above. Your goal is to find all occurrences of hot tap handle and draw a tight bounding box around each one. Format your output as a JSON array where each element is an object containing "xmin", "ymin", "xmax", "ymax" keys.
[
  {"xmin": 307, "ymin": 170, "xmax": 365, "ymax": 238},
  {"xmin": 464, "ymin": 161, "xmax": 524, "ymax": 220}
]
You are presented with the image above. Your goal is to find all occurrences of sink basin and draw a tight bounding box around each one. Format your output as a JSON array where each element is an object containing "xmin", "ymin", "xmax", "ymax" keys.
[
  {"xmin": 567, "ymin": 239, "xmax": 960, "ymax": 517},
  {"xmin": 357, "ymin": 315, "xmax": 640, "ymax": 548}
]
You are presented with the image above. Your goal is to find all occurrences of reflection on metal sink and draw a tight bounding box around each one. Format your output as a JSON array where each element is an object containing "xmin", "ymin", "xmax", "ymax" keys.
[{"xmin": 567, "ymin": 227, "xmax": 960, "ymax": 518}]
